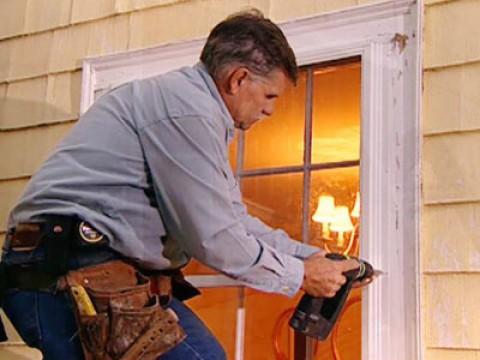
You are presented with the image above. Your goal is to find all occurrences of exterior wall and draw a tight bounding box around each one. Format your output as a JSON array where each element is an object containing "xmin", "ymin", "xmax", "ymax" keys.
[{"xmin": 422, "ymin": 0, "xmax": 480, "ymax": 359}]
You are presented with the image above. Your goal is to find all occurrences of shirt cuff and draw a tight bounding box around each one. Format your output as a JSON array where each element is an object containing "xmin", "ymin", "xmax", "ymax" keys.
[
  {"xmin": 294, "ymin": 242, "xmax": 323, "ymax": 259},
  {"xmin": 275, "ymin": 254, "xmax": 305, "ymax": 297},
  {"xmin": 233, "ymin": 247, "xmax": 305, "ymax": 298}
]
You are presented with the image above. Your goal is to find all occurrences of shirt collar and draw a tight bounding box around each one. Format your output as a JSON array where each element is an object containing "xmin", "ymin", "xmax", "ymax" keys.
[{"xmin": 194, "ymin": 62, "xmax": 236, "ymax": 143}]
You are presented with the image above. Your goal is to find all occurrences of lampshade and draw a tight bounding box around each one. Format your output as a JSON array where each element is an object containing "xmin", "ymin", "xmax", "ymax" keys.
[
  {"xmin": 351, "ymin": 192, "xmax": 360, "ymax": 218},
  {"xmin": 312, "ymin": 195, "xmax": 336, "ymax": 223},
  {"xmin": 330, "ymin": 206, "xmax": 354, "ymax": 232}
]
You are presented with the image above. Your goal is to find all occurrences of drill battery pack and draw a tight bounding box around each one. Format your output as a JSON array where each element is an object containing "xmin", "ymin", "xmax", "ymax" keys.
[{"xmin": 289, "ymin": 253, "xmax": 375, "ymax": 340}]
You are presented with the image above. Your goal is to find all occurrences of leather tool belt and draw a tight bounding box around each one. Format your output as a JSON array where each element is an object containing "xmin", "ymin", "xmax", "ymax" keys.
[
  {"xmin": 62, "ymin": 260, "xmax": 186, "ymax": 360},
  {"xmin": 0, "ymin": 260, "xmax": 188, "ymax": 358}
]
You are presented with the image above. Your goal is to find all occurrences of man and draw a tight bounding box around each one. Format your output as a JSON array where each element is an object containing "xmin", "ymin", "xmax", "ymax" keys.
[{"xmin": 0, "ymin": 10, "xmax": 360, "ymax": 360}]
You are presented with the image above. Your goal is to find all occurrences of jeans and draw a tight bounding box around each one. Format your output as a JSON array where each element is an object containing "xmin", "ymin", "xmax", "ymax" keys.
[{"xmin": 2, "ymin": 290, "xmax": 226, "ymax": 360}]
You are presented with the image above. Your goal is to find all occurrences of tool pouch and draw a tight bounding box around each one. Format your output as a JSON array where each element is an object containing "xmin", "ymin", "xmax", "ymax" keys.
[{"xmin": 64, "ymin": 260, "xmax": 186, "ymax": 360}]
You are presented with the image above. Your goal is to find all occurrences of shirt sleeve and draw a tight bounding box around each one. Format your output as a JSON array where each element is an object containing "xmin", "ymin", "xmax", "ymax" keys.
[
  {"xmin": 139, "ymin": 115, "xmax": 304, "ymax": 297},
  {"xmin": 226, "ymin": 170, "xmax": 323, "ymax": 260}
]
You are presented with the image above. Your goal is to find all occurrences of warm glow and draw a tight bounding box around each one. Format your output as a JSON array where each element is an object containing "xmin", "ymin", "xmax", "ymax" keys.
[
  {"xmin": 312, "ymin": 195, "xmax": 336, "ymax": 223},
  {"xmin": 312, "ymin": 64, "xmax": 361, "ymax": 164},
  {"xmin": 243, "ymin": 71, "xmax": 307, "ymax": 169},
  {"xmin": 243, "ymin": 63, "xmax": 360, "ymax": 169},
  {"xmin": 331, "ymin": 206, "xmax": 354, "ymax": 233},
  {"xmin": 331, "ymin": 206, "xmax": 354, "ymax": 247},
  {"xmin": 310, "ymin": 127, "xmax": 360, "ymax": 163}
]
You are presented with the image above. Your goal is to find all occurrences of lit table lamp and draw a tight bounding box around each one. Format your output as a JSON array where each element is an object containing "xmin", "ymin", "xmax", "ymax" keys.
[
  {"xmin": 312, "ymin": 195, "xmax": 336, "ymax": 238},
  {"xmin": 330, "ymin": 206, "xmax": 354, "ymax": 246}
]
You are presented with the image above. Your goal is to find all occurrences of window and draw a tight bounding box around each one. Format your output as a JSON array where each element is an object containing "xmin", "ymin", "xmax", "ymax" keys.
[
  {"xmin": 237, "ymin": 58, "xmax": 362, "ymax": 359},
  {"xmin": 81, "ymin": 1, "xmax": 421, "ymax": 359}
]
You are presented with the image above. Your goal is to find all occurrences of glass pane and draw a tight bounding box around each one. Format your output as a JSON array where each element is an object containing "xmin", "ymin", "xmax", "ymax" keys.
[
  {"xmin": 312, "ymin": 62, "xmax": 361, "ymax": 164},
  {"xmin": 309, "ymin": 167, "xmax": 360, "ymax": 256},
  {"xmin": 186, "ymin": 288, "xmax": 239, "ymax": 359},
  {"xmin": 241, "ymin": 172, "xmax": 304, "ymax": 241},
  {"xmin": 243, "ymin": 70, "xmax": 307, "ymax": 170},
  {"xmin": 244, "ymin": 289, "xmax": 303, "ymax": 360}
]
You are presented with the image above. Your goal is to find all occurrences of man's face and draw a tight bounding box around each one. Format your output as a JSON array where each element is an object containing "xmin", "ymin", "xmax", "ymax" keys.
[{"xmin": 225, "ymin": 68, "xmax": 290, "ymax": 130}]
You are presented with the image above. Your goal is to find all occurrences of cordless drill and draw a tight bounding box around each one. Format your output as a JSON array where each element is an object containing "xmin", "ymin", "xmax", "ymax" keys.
[{"xmin": 289, "ymin": 253, "xmax": 375, "ymax": 340}]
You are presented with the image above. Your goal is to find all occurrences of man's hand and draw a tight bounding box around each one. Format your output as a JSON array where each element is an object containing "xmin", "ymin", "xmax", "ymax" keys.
[{"xmin": 302, "ymin": 252, "xmax": 360, "ymax": 298}]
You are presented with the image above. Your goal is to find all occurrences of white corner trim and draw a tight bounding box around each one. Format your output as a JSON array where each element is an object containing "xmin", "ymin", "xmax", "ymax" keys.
[{"xmin": 80, "ymin": 1, "xmax": 421, "ymax": 360}]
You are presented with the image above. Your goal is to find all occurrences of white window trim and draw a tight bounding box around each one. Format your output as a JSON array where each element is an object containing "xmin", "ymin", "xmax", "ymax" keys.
[{"xmin": 80, "ymin": 1, "xmax": 422, "ymax": 359}]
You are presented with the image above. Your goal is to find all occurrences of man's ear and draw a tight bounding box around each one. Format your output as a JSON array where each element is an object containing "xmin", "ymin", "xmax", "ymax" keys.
[{"xmin": 226, "ymin": 67, "xmax": 249, "ymax": 95}]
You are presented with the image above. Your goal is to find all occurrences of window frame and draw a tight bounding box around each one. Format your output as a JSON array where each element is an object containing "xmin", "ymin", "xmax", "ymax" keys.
[{"xmin": 80, "ymin": 1, "xmax": 422, "ymax": 359}]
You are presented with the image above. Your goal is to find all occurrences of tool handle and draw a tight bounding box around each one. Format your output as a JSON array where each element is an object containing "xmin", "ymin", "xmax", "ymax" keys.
[{"xmin": 70, "ymin": 285, "xmax": 97, "ymax": 316}]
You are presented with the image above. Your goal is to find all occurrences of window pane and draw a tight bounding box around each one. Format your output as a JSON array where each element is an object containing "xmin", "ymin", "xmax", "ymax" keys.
[
  {"xmin": 241, "ymin": 172, "xmax": 304, "ymax": 241},
  {"xmin": 186, "ymin": 288, "xmax": 239, "ymax": 359},
  {"xmin": 312, "ymin": 62, "xmax": 361, "ymax": 164},
  {"xmin": 243, "ymin": 70, "xmax": 307, "ymax": 170},
  {"xmin": 244, "ymin": 289, "xmax": 302, "ymax": 360},
  {"xmin": 309, "ymin": 167, "xmax": 360, "ymax": 256}
]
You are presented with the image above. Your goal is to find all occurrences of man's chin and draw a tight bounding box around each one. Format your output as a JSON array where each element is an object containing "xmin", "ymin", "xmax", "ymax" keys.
[{"xmin": 234, "ymin": 122, "xmax": 250, "ymax": 131}]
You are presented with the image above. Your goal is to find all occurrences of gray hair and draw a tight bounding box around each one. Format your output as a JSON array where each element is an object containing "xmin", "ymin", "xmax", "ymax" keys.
[{"xmin": 200, "ymin": 9, "xmax": 298, "ymax": 84}]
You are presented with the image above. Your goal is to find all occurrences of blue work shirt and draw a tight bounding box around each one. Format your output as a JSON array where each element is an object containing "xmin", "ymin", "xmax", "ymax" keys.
[{"xmin": 6, "ymin": 63, "xmax": 319, "ymax": 297}]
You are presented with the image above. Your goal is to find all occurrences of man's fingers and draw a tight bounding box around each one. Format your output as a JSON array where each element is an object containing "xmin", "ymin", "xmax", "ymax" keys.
[
  {"xmin": 325, "ymin": 290, "xmax": 337, "ymax": 298},
  {"xmin": 332, "ymin": 283, "xmax": 342, "ymax": 292},
  {"xmin": 328, "ymin": 274, "xmax": 346, "ymax": 286}
]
